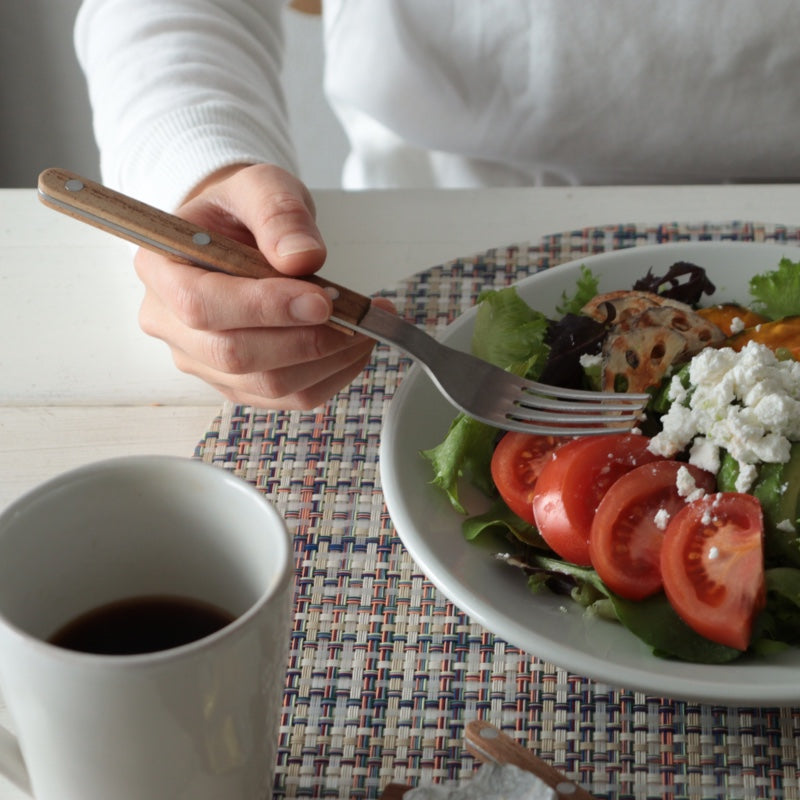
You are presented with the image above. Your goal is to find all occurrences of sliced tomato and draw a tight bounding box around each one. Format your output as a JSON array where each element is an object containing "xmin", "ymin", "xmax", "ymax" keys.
[
  {"xmin": 531, "ymin": 434, "xmax": 663, "ymax": 566},
  {"xmin": 490, "ymin": 432, "xmax": 567, "ymax": 524},
  {"xmin": 660, "ymin": 492, "xmax": 765, "ymax": 651},
  {"xmin": 589, "ymin": 461, "xmax": 716, "ymax": 600}
]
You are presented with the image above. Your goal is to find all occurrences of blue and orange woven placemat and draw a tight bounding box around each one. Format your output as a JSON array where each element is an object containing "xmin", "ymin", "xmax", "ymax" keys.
[{"xmin": 195, "ymin": 222, "xmax": 800, "ymax": 800}]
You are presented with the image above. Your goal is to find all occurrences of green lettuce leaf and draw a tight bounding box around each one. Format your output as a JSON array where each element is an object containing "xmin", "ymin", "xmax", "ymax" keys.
[
  {"xmin": 520, "ymin": 554, "xmax": 742, "ymax": 662},
  {"xmin": 758, "ymin": 567, "xmax": 800, "ymax": 648},
  {"xmin": 462, "ymin": 497, "xmax": 547, "ymax": 547},
  {"xmin": 556, "ymin": 265, "xmax": 599, "ymax": 316},
  {"xmin": 749, "ymin": 256, "xmax": 800, "ymax": 319},
  {"xmin": 421, "ymin": 288, "xmax": 550, "ymax": 513},
  {"xmin": 422, "ymin": 413, "xmax": 496, "ymax": 514},
  {"xmin": 472, "ymin": 287, "xmax": 550, "ymax": 377}
]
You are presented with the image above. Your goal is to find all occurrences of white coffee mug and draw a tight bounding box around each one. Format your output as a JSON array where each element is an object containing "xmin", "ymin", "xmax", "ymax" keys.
[{"xmin": 0, "ymin": 456, "xmax": 293, "ymax": 800}]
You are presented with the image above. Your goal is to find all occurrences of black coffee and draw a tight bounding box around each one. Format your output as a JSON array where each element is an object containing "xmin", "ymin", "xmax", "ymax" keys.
[{"xmin": 48, "ymin": 595, "xmax": 236, "ymax": 655}]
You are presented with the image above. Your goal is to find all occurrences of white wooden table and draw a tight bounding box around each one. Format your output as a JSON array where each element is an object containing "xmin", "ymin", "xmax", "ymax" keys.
[{"xmin": 1, "ymin": 182, "xmax": 799, "ymax": 797}]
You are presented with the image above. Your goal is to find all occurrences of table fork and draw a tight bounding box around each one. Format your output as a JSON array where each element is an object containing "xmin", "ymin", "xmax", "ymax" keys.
[{"xmin": 38, "ymin": 168, "xmax": 648, "ymax": 435}]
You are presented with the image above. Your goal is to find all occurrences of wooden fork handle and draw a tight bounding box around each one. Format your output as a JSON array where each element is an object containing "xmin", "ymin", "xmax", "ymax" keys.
[
  {"xmin": 379, "ymin": 784, "xmax": 412, "ymax": 799},
  {"xmin": 465, "ymin": 720, "xmax": 599, "ymax": 799},
  {"xmin": 37, "ymin": 167, "xmax": 373, "ymax": 331}
]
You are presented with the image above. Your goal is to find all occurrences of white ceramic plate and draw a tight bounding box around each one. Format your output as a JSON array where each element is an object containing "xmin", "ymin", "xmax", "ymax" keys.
[{"xmin": 380, "ymin": 241, "xmax": 800, "ymax": 705}]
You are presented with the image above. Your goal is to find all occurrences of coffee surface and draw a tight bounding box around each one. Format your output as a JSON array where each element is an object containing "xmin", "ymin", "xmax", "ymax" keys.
[{"xmin": 48, "ymin": 595, "xmax": 236, "ymax": 655}]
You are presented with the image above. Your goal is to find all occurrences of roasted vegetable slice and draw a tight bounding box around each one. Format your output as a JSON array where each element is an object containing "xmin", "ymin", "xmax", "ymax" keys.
[
  {"xmin": 599, "ymin": 305, "xmax": 724, "ymax": 392},
  {"xmin": 601, "ymin": 325, "xmax": 688, "ymax": 392},
  {"xmin": 725, "ymin": 316, "xmax": 800, "ymax": 360},
  {"xmin": 581, "ymin": 290, "xmax": 690, "ymax": 326},
  {"xmin": 696, "ymin": 303, "xmax": 770, "ymax": 336}
]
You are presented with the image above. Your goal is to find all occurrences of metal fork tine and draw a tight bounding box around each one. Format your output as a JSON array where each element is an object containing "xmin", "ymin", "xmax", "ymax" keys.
[
  {"xmin": 516, "ymin": 393, "xmax": 644, "ymax": 413},
  {"xmin": 518, "ymin": 378, "xmax": 649, "ymax": 406},
  {"xmin": 511, "ymin": 407, "xmax": 642, "ymax": 424},
  {"xmin": 521, "ymin": 380, "xmax": 649, "ymax": 403},
  {"xmin": 500, "ymin": 420, "xmax": 636, "ymax": 436}
]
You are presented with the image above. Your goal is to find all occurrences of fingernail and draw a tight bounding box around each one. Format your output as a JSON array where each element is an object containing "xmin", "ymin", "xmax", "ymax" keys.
[
  {"xmin": 289, "ymin": 293, "xmax": 330, "ymax": 324},
  {"xmin": 276, "ymin": 233, "xmax": 324, "ymax": 257}
]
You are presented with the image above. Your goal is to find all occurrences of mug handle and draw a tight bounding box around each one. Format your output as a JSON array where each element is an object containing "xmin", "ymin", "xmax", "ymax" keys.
[{"xmin": 0, "ymin": 723, "xmax": 32, "ymax": 797}]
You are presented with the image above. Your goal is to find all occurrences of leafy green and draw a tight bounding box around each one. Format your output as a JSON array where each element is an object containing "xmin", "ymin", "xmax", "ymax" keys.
[
  {"xmin": 758, "ymin": 568, "xmax": 800, "ymax": 648},
  {"xmin": 610, "ymin": 594, "xmax": 742, "ymax": 663},
  {"xmin": 462, "ymin": 498, "xmax": 548, "ymax": 547},
  {"xmin": 422, "ymin": 414, "xmax": 496, "ymax": 514},
  {"xmin": 555, "ymin": 265, "xmax": 599, "ymax": 316},
  {"xmin": 421, "ymin": 287, "xmax": 550, "ymax": 514},
  {"xmin": 517, "ymin": 554, "xmax": 742, "ymax": 661},
  {"xmin": 472, "ymin": 288, "xmax": 550, "ymax": 377},
  {"xmin": 749, "ymin": 256, "xmax": 800, "ymax": 319}
]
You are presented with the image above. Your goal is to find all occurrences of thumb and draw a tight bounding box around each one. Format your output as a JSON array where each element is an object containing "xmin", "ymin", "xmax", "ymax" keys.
[{"xmin": 187, "ymin": 163, "xmax": 327, "ymax": 278}]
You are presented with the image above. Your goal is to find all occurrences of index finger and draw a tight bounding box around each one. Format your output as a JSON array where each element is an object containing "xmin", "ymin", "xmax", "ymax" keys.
[{"xmin": 134, "ymin": 248, "xmax": 334, "ymax": 331}]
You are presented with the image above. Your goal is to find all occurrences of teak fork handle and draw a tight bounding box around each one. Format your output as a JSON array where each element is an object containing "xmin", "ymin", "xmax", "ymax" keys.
[
  {"xmin": 465, "ymin": 720, "xmax": 599, "ymax": 799},
  {"xmin": 36, "ymin": 167, "xmax": 373, "ymax": 331}
]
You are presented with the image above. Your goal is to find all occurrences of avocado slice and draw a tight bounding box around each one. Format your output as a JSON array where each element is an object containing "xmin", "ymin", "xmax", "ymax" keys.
[
  {"xmin": 717, "ymin": 444, "xmax": 800, "ymax": 567},
  {"xmin": 754, "ymin": 443, "xmax": 800, "ymax": 567}
]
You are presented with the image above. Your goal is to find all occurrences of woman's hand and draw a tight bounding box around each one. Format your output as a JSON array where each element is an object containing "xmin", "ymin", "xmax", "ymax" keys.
[{"xmin": 134, "ymin": 163, "xmax": 392, "ymax": 409}]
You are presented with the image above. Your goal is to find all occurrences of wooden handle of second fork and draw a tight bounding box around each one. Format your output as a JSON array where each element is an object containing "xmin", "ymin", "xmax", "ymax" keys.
[
  {"xmin": 36, "ymin": 167, "xmax": 373, "ymax": 331},
  {"xmin": 465, "ymin": 720, "xmax": 599, "ymax": 799}
]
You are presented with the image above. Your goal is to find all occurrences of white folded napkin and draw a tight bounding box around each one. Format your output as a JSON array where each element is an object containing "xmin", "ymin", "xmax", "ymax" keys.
[{"xmin": 404, "ymin": 762, "xmax": 556, "ymax": 800}]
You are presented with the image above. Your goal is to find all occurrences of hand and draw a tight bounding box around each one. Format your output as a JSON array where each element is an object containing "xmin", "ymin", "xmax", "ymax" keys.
[{"xmin": 134, "ymin": 163, "xmax": 393, "ymax": 409}]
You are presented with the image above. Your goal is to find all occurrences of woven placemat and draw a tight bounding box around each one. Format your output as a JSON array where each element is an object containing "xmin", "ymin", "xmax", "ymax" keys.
[{"xmin": 195, "ymin": 222, "xmax": 800, "ymax": 800}]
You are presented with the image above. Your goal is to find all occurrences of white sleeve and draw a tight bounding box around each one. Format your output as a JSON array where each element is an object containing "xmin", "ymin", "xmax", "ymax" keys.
[{"xmin": 75, "ymin": 0, "xmax": 297, "ymax": 210}]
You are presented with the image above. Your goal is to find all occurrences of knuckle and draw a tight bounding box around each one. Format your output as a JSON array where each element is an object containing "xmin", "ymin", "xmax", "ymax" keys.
[
  {"xmin": 294, "ymin": 326, "xmax": 328, "ymax": 362},
  {"xmin": 251, "ymin": 370, "xmax": 290, "ymax": 401},
  {"xmin": 259, "ymin": 191, "xmax": 312, "ymax": 227},
  {"xmin": 204, "ymin": 332, "xmax": 251, "ymax": 374},
  {"xmin": 172, "ymin": 285, "xmax": 211, "ymax": 329}
]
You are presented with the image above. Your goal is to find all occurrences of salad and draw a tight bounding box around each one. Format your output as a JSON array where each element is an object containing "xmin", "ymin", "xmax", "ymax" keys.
[{"xmin": 422, "ymin": 256, "xmax": 800, "ymax": 664}]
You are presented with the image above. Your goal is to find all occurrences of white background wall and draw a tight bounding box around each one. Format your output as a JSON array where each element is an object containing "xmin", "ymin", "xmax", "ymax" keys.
[{"xmin": 0, "ymin": 1, "xmax": 348, "ymax": 189}]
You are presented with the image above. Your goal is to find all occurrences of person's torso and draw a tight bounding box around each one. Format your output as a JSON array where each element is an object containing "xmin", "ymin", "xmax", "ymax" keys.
[{"xmin": 322, "ymin": 0, "xmax": 800, "ymax": 187}]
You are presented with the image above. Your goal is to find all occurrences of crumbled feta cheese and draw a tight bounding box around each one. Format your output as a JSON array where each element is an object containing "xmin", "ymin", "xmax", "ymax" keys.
[
  {"xmin": 649, "ymin": 342, "xmax": 800, "ymax": 476},
  {"xmin": 676, "ymin": 466, "xmax": 707, "ymax": 502},
  {"xmin": 579, "ymin": 352, "xmax": 602, "ymax": 368},
  {"xmin": 654, "ymin": 508, "xmax": 671, "ymax": 530},
  {"xmin": 777, "ymin": 519, "xmax": 797, "ymax": 534},
  {"xmin": 688, "ymin": 437, "xmax": 720, "ymax": 475},
  {"xmin": 735, "ymin": 463, "xmax": 758, "ymax": 494},
  {"xmin": 729, "ymin": 316, "xmax": 746, "ymax": 334},
  {"xmin": 708, "ymin": 546, "xmax": 720, "ymax": 560}
]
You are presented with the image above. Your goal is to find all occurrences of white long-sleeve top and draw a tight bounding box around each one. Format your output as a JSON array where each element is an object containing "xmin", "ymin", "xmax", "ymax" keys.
[{"xmin": 76, "ymin": 0, "xmax": 800, "ymax": 210}]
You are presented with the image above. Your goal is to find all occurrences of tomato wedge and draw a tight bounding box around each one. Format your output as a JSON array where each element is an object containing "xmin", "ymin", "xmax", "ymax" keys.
[
  {"xmin": 589, "ymin": 461, "xmax": 716, "ymax": 600},
  {"xmin": 490, "ymin": 432, "xmax": 566, "ymax": 524},
  {"xmin": 660, "ymin": 492, "xmax": 765, "ymax": 651},
  {"xmin": 532, "ymin": 434, "xmax": 662, "ymax": 566}
]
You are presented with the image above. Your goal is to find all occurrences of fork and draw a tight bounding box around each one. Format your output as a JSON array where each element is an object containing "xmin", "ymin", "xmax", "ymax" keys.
[{"xmin": 37, "ymin": 168, "xmax": 648, "ymax": 435}]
